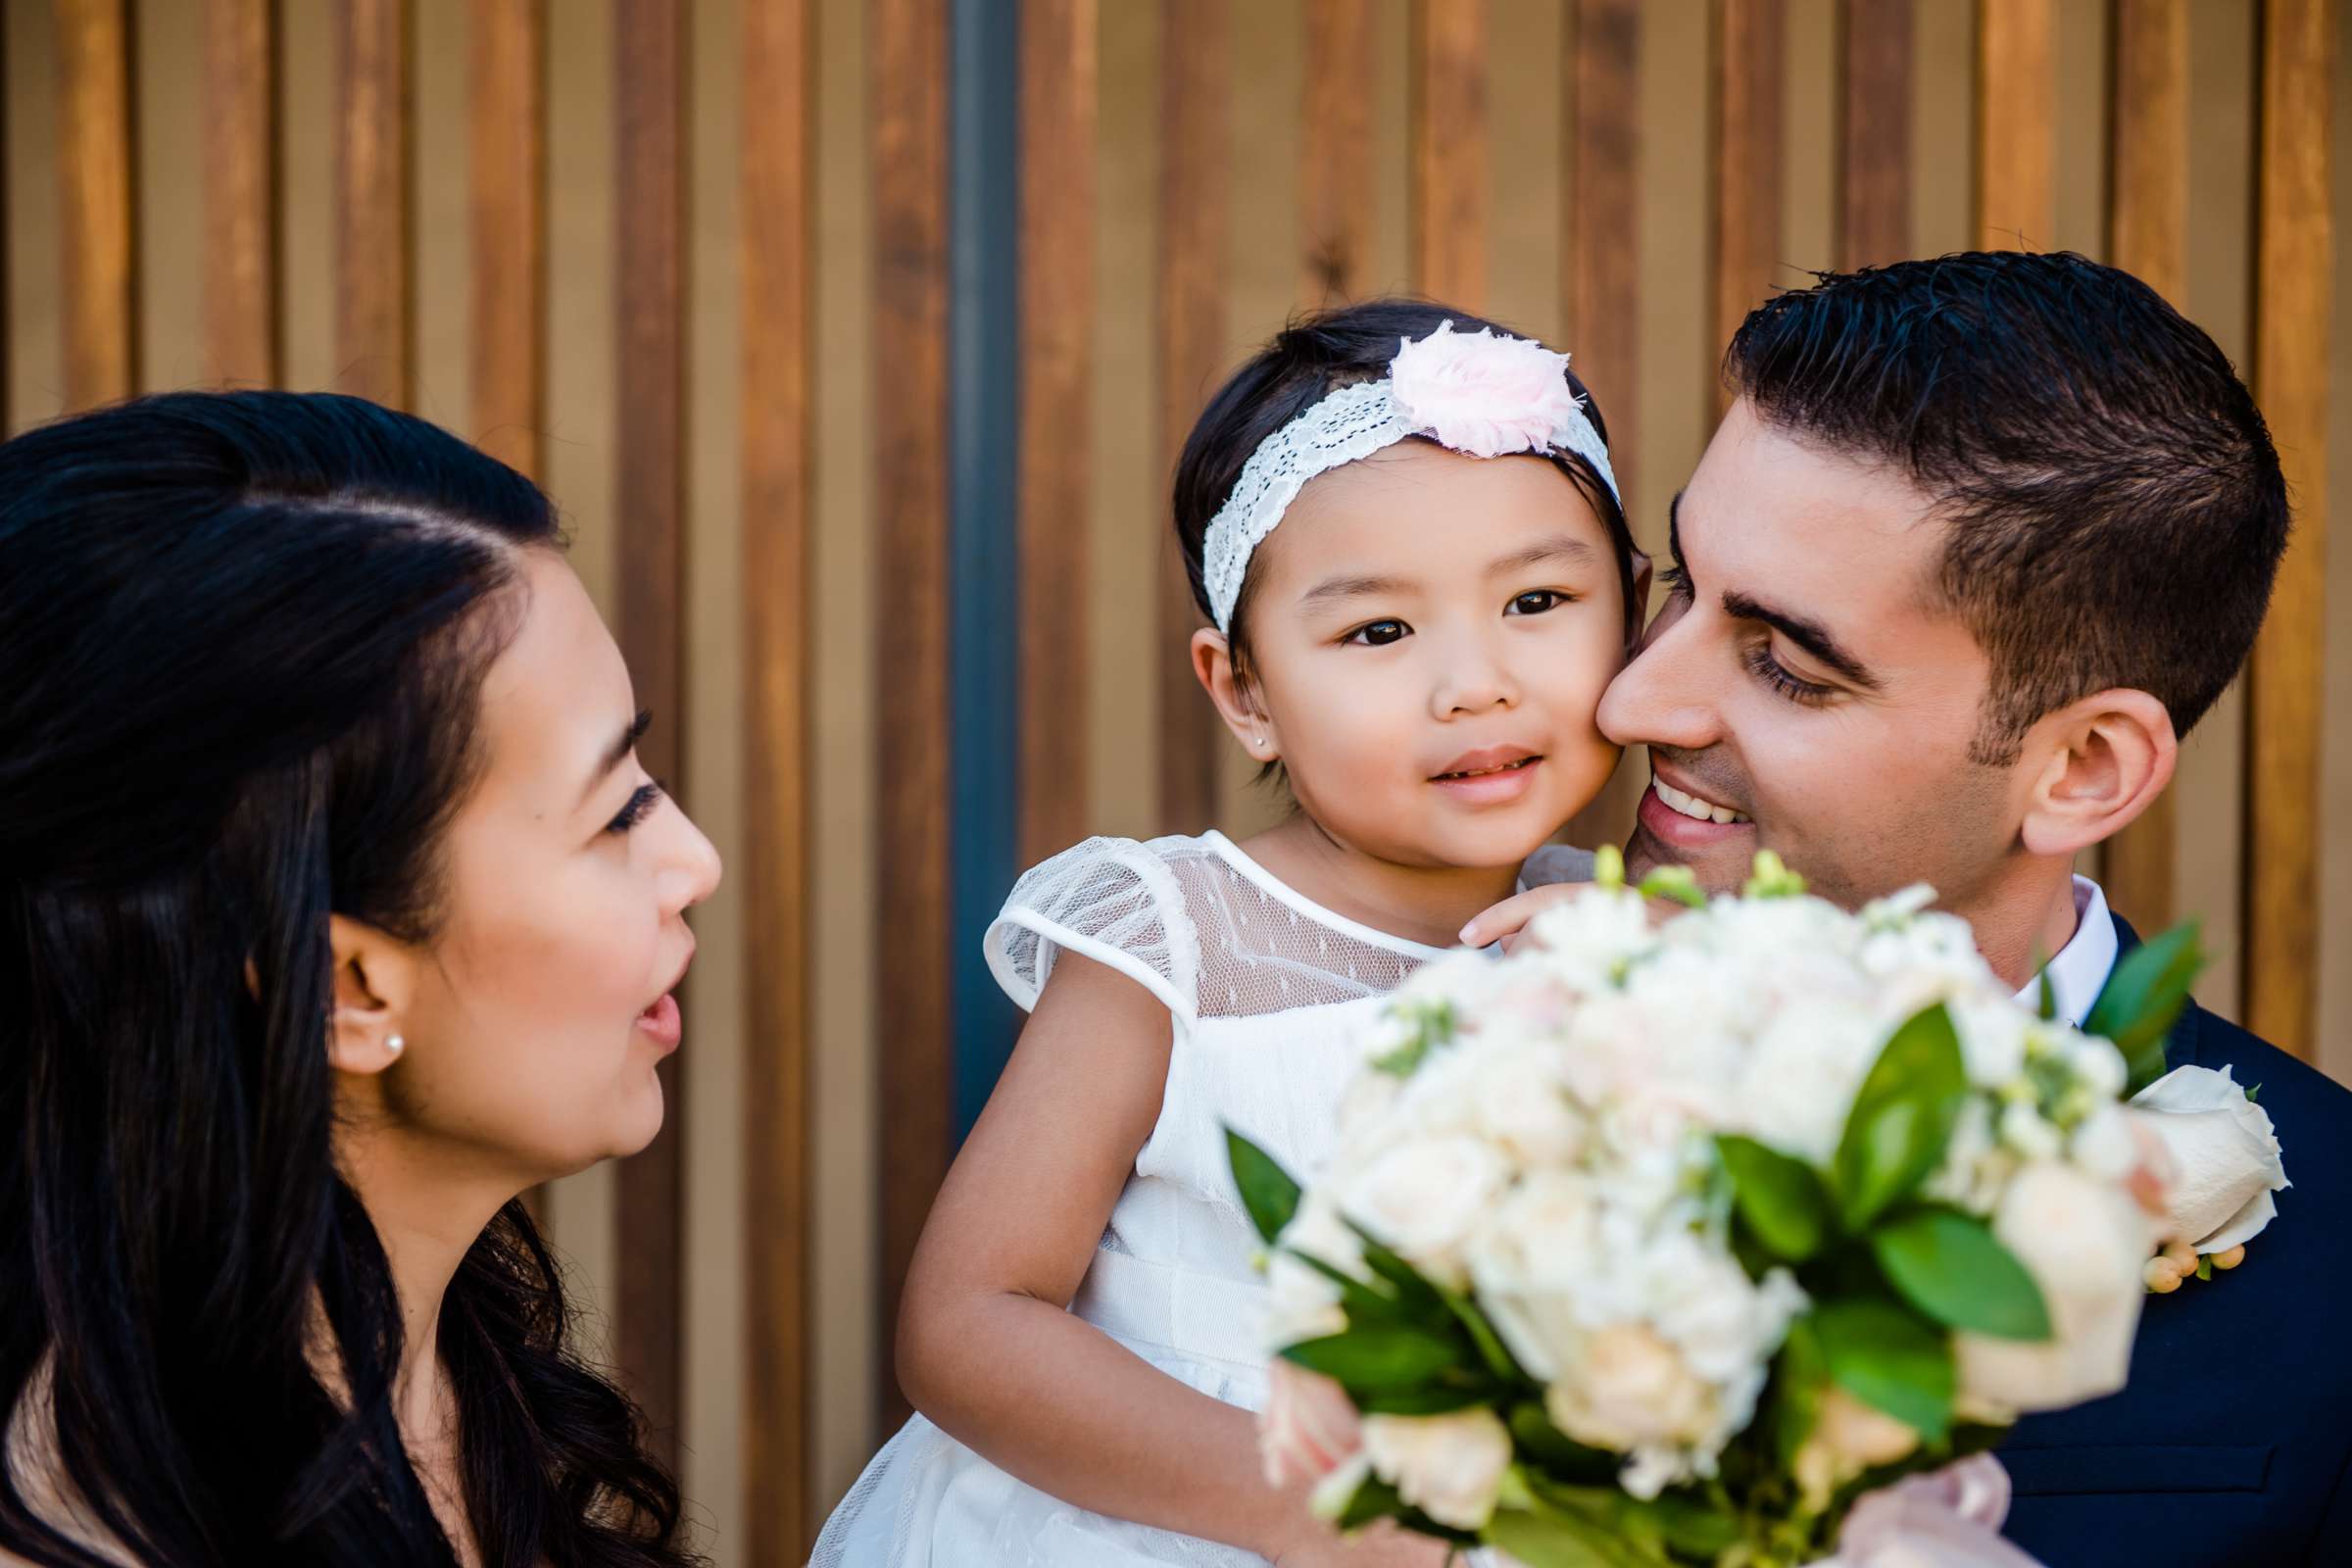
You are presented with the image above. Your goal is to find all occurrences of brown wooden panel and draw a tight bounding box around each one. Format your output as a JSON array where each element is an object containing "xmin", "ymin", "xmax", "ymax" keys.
[
  {"xmin": 1156, "ymin": 0, "xmax": 1228, "ymax": 832},
  {"xmin": 336, "ymin": 0, "xmax": 410, "ymax": 409},
  {"xmin": 204, "ymin": 0, "xmax": 276, "ymax": 386},
  {"xmin": 2102, "ymin": 0, "xmax": 2188, "ymax": 930},
  {"xmin": 1018, "ymin": 0, "xmax": 1096, "ymax": 863},
  {"xmin": 1410, "ymin": 0, "xmax": 1488, "ymax": 309},
  {"xmin": 1838, "ymin": 0, "xmax": 1912, "ymax": 270},
  {"xmin": 1713, "ymin": 0, "xmax": 1785, "ymax": 416},
  {"xmin": 743, "ymin": 0, "xmax": 813, "ymax": 1550},
  {"xmin": 1975, "ymin": 0, "xmax": 2052, "ymax": 251},
  {"xmin": 612, "ymin": 0, "xmax": 687, "ymax": 1463},
  {"xmin": 1300, "ymin": 0, "xmax": 1373, "ymax": 308},
  {"xmin": 2246, "ymin": 0, "xmax": 2332, "ymax": 1059},
  {"xmin": 58, "ymin": 0, "xmax": 135, "ymax": 410},
  {"xmin": 470, "ymin": 0, "xmax": 544, "ymax": 477},
  {"xmin": 2, "ymin": 14, "xmax": 10, "ymax": 433},
  {"xmin": 871, "ymin": 0, "xmax": 952, "ymax": 1426}
]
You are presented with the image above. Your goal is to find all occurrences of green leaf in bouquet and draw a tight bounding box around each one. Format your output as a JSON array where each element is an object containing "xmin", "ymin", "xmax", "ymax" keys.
[
  {"xmin": 1811, "ymin": 1298, "xmax": 1954, "ymax": 1444},
  {"xmin": 1505, "ymin": 1402, "xmax": 1624, "ymax": 1485},
  {"xmin": 1716, "ymin": 1135, "xmax": 1833, "ymax": 1262},
  {"xmin": 1344, "ymin": 1220, "xmax": 1450, "ymax": 1316},
  {"xmin": 1870, "ymin": 1207, "xmax": 2050, "ymax": 1342},
  {"xmin": 2083, "ymin": 919, "xmax": 2204, "ymax": 1098},
  {"xmin": 1433, "ymin": 1280, "xmax": 1529, "ymax": 1384},
  {"xmin": 1636, "ymin": 1492, "xmax": 1742, "ymax": 1559},
  {"xmin": 1225, "ymin": 1126, "xmax": 1301, "ymax": 1247},
  {"xmin": 2034, "ymin": 964, "xmax": 2058, "ymax": 1023},
  {"xmin": 1484, "ymin": 1489, "xmax": 1671, "ymax": 1568},
  {"xmin": 1768, "ymin": 1316, "xmax": 1829, "ymax": 1473},
  {"xmin": 1742, "ymin": 850, "xmax": 1808, "ymax": 899},
  {"xmin": 1354, "ymin": 1385, "xmax": 1498, "ymax": 1416},
  {"xmin": 1334, "ymin": 1474, "xmax": 1406, "ymax": 1532},
  {"xmin": 1283, "ymin": 1323, "xmax": 1460, "ymax": 1394},
  {"xmin": 1832, "ymin": 1004, "xmax": 1967, "ymax": 1232}
]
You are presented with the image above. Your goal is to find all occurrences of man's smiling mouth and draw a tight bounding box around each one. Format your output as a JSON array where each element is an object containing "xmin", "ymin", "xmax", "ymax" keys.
[{"xmin": 1654, "ymin": 778, "xmax": 1750, "ymax": 825}]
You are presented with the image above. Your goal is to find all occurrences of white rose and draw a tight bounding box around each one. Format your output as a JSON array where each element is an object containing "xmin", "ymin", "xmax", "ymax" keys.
[
  {"xmin": 2128, "ymin": 1065, "xmax": 2289, "ymax": 1252},
  {"xmin": 1545, "ymin": 1321, "xmax": 1718, "ymax": 1456},
  {"xmin": 1340, "ymin": 1134, "xmax": 1508, "ymax": 1281},
  {"xmin": 1792, "ymin": 1388, "xmax": 1923, "ymax": 1511},
  {"xmin": 1258, "ymin": 1361, "xmax": 1364, "ymax": 1489},
  {"xmin": 1361, "ymin": 1407, "xmax": 1514, "ymax": 1531},
  {"xmin": 1268, "ymin": 1191, "xmax": 1363, "ymax": 1344},
  {"xmin": 1472, "ymin": 1043, "xmax": 1585, "ymax": 1167},
  {"xmin": 1954, "ymin": 1161, "xmax": 2150, "ymax": 1414},
  {"xmin": 1737, "ymin": 1002, "xmax": 1886, "ymax": 1164},
  {"xmin": 1466, "ymin": 1172, "xmax": 1603, "ymax": 1380}
]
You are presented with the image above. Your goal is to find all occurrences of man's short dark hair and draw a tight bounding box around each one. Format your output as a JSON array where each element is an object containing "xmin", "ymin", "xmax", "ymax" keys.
[{"xmin": 1725, "ymin": 250, "xmax": 2288, "ymax": 762}]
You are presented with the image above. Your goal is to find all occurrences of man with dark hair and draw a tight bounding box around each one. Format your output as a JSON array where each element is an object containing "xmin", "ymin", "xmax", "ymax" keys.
[{"xmin": 1478, "ymin": 251, "xmax": 2351, "ymax": 1563}]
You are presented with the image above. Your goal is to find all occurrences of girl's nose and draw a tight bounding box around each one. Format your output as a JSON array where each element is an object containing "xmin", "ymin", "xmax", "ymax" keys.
[{"xmin": 1432, "ymin": 633, "xmax": 1522, "ymax": 718}]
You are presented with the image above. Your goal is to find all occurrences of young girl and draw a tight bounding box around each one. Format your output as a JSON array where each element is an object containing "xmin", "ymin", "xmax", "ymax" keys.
[{"xmin": 811, "ymin": 300, "xmax": 1646, "ymax": 1567}]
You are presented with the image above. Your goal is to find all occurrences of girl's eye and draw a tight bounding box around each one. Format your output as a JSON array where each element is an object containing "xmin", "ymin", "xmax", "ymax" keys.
[
  {"xmin": 1344, "ymin": 619, "xmax": 1409, "ymax": 647},
  {"xmin": 1507, "ymin": 589, "xmax": 1572, "ymax": 616},
  {"xmin": 1741, "ymin": 643, "xmax": 1835, "ymax": 707},
  {"xmin": 606, "ymin": 782, "xmax": 665, "ymax": 835}
]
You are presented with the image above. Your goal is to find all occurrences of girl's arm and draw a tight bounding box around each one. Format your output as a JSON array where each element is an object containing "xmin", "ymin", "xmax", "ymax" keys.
[{"xmin": 896, "ymin": 953, "xmax": 1439, "ymax": 1565}]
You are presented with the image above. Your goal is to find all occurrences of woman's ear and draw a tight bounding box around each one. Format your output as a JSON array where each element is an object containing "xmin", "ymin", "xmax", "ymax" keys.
[
  {"xmin": 1192, "ymin": 626, "xmax": 1279, "ymax": 763},
  {"xmin": 2018, "ymin": 688, "xmax": 2178, "ymax": 860},
  {"xmin": 325, "ymin": 913, "xmax": 417, "ymax": 1076}
]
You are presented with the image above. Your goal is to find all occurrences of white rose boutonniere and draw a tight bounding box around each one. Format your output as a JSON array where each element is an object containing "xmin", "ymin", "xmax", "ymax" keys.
[{"xmin": 2129, "ymin": 1064, "xmax": 2288, "ymax": 1274}]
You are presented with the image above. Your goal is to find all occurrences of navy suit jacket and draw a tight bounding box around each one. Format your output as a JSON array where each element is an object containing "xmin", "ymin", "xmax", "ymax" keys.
[{"xmin": 1999, "ymin": 914, "xmax": 2352, "ymax": 1565}]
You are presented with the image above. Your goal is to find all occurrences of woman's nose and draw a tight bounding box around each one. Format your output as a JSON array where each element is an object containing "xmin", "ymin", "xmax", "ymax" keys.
[{"xmin": 661, "ymin": 809, "xmax": 724, "ymax": 913}]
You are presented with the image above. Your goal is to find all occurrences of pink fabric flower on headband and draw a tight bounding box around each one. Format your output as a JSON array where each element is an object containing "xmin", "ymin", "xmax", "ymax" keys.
[{"xmin": 1387, "ymin": 320, "xmax": 1583, "ymax": 460}]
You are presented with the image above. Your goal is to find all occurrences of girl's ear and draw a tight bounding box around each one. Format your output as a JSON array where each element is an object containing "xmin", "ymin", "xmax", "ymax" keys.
[{"xmin": 1192, "ymin": 627, "xmax": 1279, "ymax": 762}]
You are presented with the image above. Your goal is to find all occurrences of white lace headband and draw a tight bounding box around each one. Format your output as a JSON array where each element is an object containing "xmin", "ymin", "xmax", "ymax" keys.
[{"xmin": 1200, "ymin": 320, "xmax": 1621, "ymax": 634}]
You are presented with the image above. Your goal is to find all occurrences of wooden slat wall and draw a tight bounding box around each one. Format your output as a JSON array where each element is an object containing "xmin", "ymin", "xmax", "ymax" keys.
[
  {"xmin": 1713, "ymin": 0, "xmax": 1785, "ymax": 415},
  {"xmin": 469, "ymin": 0, "xmax": 543, "ymax": 477},
  {"xmin": 1976, "ymin": 0, "xmax": 2053, "ymax": 250},
  {"xmin": 743, "ymin": 0, "xmax": 814, "ymax": 1550},
  {"xmin": 2103, "ymin": 0, "xmax": 2188, "ymax": 930},
  {"xmin": 204, "ymin": 0, "xmax": 275, "ymax": 386},
  {"xmin": 1301, "ymin": 0, "xmax": 1374, "ymax": 308},
  {"xmin": 58, "ymin": 0, "xmax": 135, "ymax": 411},
  {"xmin": 336, "ymin": 0, "xmax": 410, "ymax": 409},
  {"xmin": 1154, "ymin": 0, "xmax": 1228, "ymax": 832},
  {"xmin": 612, "ymin": 0, "xmax": 689, "ymax": 1464},
  {"xmin": 1411, "ymin": 0, "xmax": 1488, "ymax": 309},
  {"xmin": 1566, "ymin": 0, "xmax": 1640, "ymax": 488},
  {"xmin": 1018, "ymin": 0, "xmax": 1097, "ymax": 863},
  {"xmin": 871, "ymin": 0, "xmax": 952, "ymax": 1424},
  {"xmin": 2246, "ymin": 0, "xmax": 2334, "ymax": 1060},
  {"xmin": 1839, "ymin": 0, "xmax": 1912, "ymax": 270}
]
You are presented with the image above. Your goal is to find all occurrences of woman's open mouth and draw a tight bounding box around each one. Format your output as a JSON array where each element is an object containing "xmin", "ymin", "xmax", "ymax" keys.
[
  {"xmin": 1430, "ymin": 747, "xmax": 1545, "ymax": 806},
  {"xmin": 636, "ymin": 993, "xmax": 683, "ymax": 1051}
]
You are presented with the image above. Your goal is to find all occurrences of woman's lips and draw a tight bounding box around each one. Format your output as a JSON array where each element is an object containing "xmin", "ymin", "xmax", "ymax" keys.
[
  {"xmin": 1429, "ymin": 754, "xmax": 1544, "ymax": 807},
  {"xmin": 636, "ymin": 993, "xmax": 683, "ymax": 1052}
]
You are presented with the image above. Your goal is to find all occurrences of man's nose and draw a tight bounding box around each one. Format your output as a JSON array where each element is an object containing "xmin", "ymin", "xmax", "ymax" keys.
[{"xmin": 1597, "ymin": 605, "xmax": 1720, "ymax": 752}]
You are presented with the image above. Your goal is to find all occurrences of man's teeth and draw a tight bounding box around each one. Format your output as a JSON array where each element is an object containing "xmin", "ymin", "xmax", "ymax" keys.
[{"xmin": 1655, "ymin": 779, "xmax": 1750, "ymax": 825}]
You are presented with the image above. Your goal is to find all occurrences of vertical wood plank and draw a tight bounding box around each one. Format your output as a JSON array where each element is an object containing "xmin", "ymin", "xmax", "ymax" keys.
[
  {"xmin": 744, "ymin": 0, "xmax": 813, "ymax": 1549},
  {"xmin": 204, "ymin": 0, "xmax": 275, "ymax": 385},
  {"xmin": 470, "ymin": 0, "xmax": 543, "ymax": 476},
  {"xmin": 1410, "ymin": 0, "xmax": 1488, "ymax": 308},
  {"xmin": 336, "ymin": 0, "xmax": 409, "ymax": 408},
  {"xmin": 871, "ymin": 0, "xmax": 952, "ymax": 1425},
  {"xmin": 2246, "ymin": 0, "xmax": 2332, "ymax": 1059},
  {"xmin": 1018, "ymin": 0, "xmax": 1096, "ymax": 863},
  {"xmin": 612, "ymin": 0, "xmax": 688, "ymax": 1464},
  {"xmin": 57, "ymin": 0, "xmax": 135, "ymax": 410},
  {"xmin": 1975, "ymin": 0, "xmax": 2053, "ymax": 250},
  {"xmin": 1155, "ymin": 0, "xmax": 1228, "ymax": 832},
  {"xmin": 2103, "ymin": 0, "xmax": 2188, "ymax": 930},
  {"xmin": 1300, "ymin": 0, "xmax": 1373, "ymax": 308},
  {"xmin": 1838, "ymin": 0, "xmax": 1912, "ymax": 270},
  {"xmin": 1566, "ymin": 0, "xmax": 1640, "ymax": 491},
  {"xmin": 1713, "ymin": 0, "xmax": 1785, "ymax": 416}
]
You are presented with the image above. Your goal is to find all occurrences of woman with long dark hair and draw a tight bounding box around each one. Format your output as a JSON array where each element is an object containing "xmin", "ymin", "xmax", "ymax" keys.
[{"xmin": 0, "ymin": 392, "xmax": 721, "ymax": 1567}]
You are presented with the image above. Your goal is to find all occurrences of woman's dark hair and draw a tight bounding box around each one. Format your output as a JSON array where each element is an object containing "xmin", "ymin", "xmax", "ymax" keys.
[
  {"xmin": 0, "ymin": 392, "xmax": 696, "ymax": 1566},
  {"xmin": 1173, "ymin": 298, "xmax": 1643, "ymax": 690}
]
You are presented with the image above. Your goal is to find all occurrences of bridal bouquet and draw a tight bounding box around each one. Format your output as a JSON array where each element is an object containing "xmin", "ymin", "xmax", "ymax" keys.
[{"xmin": 1228, "ymin": 851, "xmax": 2277, "ymax": 1566}]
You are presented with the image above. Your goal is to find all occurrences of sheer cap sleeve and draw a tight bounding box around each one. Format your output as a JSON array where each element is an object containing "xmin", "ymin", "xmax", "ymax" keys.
[{"xmin": 983, "ymin": 836, "xmax": 1200, "ymax": 1026}]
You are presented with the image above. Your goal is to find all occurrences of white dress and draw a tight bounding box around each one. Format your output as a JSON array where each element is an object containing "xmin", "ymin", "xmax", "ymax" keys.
[{"xmin": 809, "ymin": 830, "xmax": 1591, "ymax": 1568}]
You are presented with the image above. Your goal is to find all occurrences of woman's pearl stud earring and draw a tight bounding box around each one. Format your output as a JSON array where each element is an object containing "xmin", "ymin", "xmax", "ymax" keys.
[{"xmin": 386, "ymin": 1035, "xmax": 405, "ymax": 1056}]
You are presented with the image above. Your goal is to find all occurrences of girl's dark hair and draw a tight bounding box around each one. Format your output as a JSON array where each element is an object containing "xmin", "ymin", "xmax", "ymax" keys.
[
  {"xmin": 1173, "ymin": 298, "xmax": 1643, "ymax": 686},
  {"xmin": 0, "ymin": 392, "xmax": 696, "ymax": 1566}
]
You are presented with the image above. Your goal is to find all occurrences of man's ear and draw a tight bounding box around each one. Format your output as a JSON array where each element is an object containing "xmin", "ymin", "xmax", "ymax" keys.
[
  {"xmin": 2018, "ymin": 688, "xmax": 2178, "ymax": 859},
  {"xmin": 325, "ymin": 913, "xmax": 418, "ymax": 1076},
  {"xmin": 1191, "ymin": 627, "xmax": 1278, "ymax": 764}
]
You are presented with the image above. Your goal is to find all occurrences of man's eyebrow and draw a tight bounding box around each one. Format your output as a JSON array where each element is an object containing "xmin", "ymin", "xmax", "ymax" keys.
[
  {"xmin": 582, "ymin": 710, "xmax": 652, "ymax": 807},
  {"xmin": 1299, "ymin": 572, "xmax": 1410, "ymax": 607},
  {"xmin": 1486, "ymin": 535, "xmax": 1597, "ymax": 575},
  {"xmin": 1721, "ymin": 592, "xmax": 1881, "ymax": 691}
]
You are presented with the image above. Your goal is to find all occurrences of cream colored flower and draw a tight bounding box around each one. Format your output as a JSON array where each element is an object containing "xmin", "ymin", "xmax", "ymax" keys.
[
  {"xmin": 1793, "ymin": 1389, "xmax": 1923, "ymax": 1511},
  {"xmin": 2128, "ymin": 1065, "xmax": 2289, "ymax": 1252},
  {"xmin": 1361, "ymin": 1407, "xmax": 1514, "ymax": 1531},
  {"xmin": 1955, "ymin": 1161, "xmax": 2150, "ymax": 1414}
]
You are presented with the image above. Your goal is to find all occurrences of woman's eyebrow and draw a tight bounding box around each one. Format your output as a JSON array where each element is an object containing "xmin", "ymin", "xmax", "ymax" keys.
[{"xmin": 1485, "ymin": 535, "xmax": 1597, "ymax": 575}]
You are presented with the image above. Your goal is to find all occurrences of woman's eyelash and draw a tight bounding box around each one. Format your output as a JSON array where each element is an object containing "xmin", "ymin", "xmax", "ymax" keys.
[
  {"xmin": 1507, "ymin": 589, "xmax": 1573, "ymax": 614},
  {"xmin": 607, "ymin": 782, "xmax": 665, "ymax": 835},
  {"xmin": 1343, "ymin": 618, "xmax": 1409, "ymax": 647},
  {"xmin": 1660, "ymin": 563, "xmax": 1692, "ymax": 596},
  {"xmin": 1742, "ymin": 644, "xmax": 1834, "ymax": 706}
]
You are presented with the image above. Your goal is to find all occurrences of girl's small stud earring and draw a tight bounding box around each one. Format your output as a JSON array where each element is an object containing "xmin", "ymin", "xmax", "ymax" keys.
[{"xmin": 386, "ymin": 1035, "xmax": 406, "ymax": 1056}]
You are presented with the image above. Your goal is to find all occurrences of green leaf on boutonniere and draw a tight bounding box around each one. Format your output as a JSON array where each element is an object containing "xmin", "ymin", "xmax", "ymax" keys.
[
  {"xmin": 1870, "ymin": 1207, "xmax": 2051, "ymax": 1341},
  {"xmin": 1718, "ymin": 1134, "xmax": 1834, "ymax": 1262},
  {"xmin": 1811, "ymin": 1298, "xmax": 1954, "ymax": 1443},
  {"xmin": 1282, "ymin": 1323, "xmax": 1458, "ymax": 1393},
  {"xmin": 2084, "ymin": 920, "xmax": 2204, "ymax": 1098},
  {"xmin": 1833, "ymin": 1004, "xmax": 1968, "ymax": 1231},
  {"xmin": 2196, "ymin": 1253, "xmax": 2214, "ymax": 1281},
  {"xmin": 1224, "ymin": 1126, "xmax": 1299, "ymax": 1246}
]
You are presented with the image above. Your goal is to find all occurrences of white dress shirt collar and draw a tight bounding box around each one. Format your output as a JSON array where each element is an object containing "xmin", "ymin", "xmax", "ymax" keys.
[{"xmin": 2017, "ymin": 875, "xmax": 2118, "ymax": 1028}]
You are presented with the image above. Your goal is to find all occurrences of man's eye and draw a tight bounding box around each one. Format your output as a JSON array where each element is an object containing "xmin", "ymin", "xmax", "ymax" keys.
[
  {"xmin": 1506, "ymin": 589, "xmax": 1572, "ymax": 615},
  {"xmin": 1344, "ymin": 619, "xmax": 1409, "ymax": 647}
]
